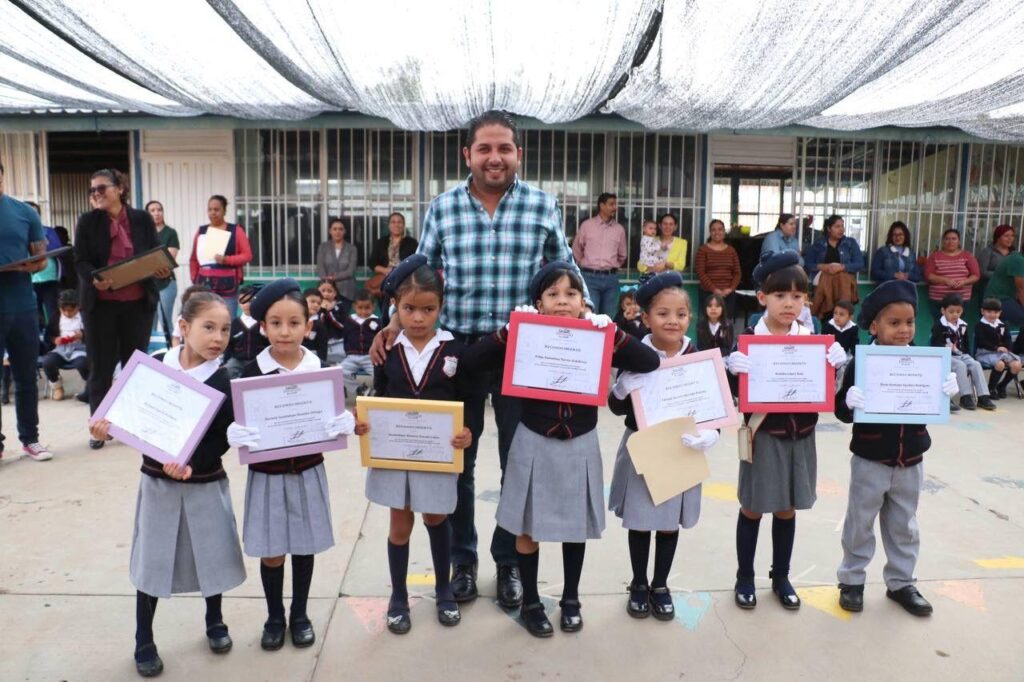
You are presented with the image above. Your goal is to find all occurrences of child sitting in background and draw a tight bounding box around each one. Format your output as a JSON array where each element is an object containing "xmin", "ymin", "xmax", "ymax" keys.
[
  {"xmin": 614, "ymin": 291, "xmax": 648, "ymax": 340},
  {"xmin": 41, "ymin": 289, "xmax": 89, "ymax": 402},
  {"xmin": 223, "ymin": 285, "xmax": 267, "ymax": 379},
  {"xmin": 302, "ymin": 287, "xmax": 328, "ymax": 363},
  {"xmin": 821, "ymin": 300, "xmax": 859, "ymax": 356},
  {"xmin": 974, "ymin": 298, "xmax": 1022, "ymax": 399},
  {"xmin": 930, "ymin": 293, "xmax": 996, "ymax": 411},
  {"xmin": 329, "ymin": 290, "xmax": 380, "ymax": 399}
]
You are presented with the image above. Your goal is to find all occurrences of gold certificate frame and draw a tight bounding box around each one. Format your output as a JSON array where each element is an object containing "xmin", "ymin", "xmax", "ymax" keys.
[{"xmin": 356, "ymin": 396, "xmax": 465, "ymax": 474}]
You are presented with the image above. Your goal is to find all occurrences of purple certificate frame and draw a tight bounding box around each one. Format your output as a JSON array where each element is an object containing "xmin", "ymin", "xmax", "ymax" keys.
[
  {"xmin": 90, "ymin": 350, "xmax": 226, "ymax": 465},
  {"xmin": 630, "ymin": 348, "xmax": 739, "ymax": 430},
  {"xmin": 230, "ymin": 366, "xmax": 348, "ymax": 464}
]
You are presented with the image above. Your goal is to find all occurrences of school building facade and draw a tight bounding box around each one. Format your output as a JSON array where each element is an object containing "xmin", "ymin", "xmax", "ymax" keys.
[{"xmin": 2, "ymin": 113, "xmax": 1023, "ymax": 339}]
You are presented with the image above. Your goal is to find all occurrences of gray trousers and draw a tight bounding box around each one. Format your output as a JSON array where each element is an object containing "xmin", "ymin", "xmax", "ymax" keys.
[
  {"xmin": 951, "ymin": 354, "xmax": 989, "ymax": 397},
  {"xmin": 837, "ymin": 456, "xmax": 923, "ymax": 591}
]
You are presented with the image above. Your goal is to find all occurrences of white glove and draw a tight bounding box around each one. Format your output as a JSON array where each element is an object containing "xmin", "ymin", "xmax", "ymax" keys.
[
  {"xmin": 941, "ymin": 372, "xmax": 959, "ymax": 397},
  {"xmin": 585, "ymin": 312, "xmax": 612, "ymax": 328},
  {"xmin": 324, "ymin": 411, "xmax": 356, "ymax": 438},
  {"xmin": 845, "ymin": 385, "xmax": 866, "ymax": 410},
  {"xmin": 682, "ymin": 429, "xmax": 720, "ymax": 451},
  {"xmin": 514, "ymin": 304, "xmax": 539, "ymax": 314},
  {"xmin": 727, "ymin": 351, "xmax": 750, "ymax": 375},
  {"xmin": 227, "ymin": 422, "xmax": 261, "ymax": 449},
  {"xmin": 827, "ymin": 342, "xmax": 848, "ymax": 368},
  {"xmin": 611, "ymin": 372, "xmax": 646, "ymax": 400}
]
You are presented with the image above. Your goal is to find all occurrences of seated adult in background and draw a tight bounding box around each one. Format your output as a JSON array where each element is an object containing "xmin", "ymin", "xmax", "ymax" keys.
[
  {"xmin": 924, "ymin": 229, "xmax": 979, "ymax": 319},
  {"xmin": 984, "ymin": 249, "xmax": 1024, "ymax": 326},
  {"xmin": 637, "ymin": 212, "xmax": 687, "ymax": 276},
  {"xmin": 760, "ymin": 213, "xmax": 804, "ymax": 265},
  {"xmin": 316, "ymin": 217, "xmax": 358, "ymax": 300},
  {"xmin": 695, "ymin": 218, "xmax": 741, "ymax": 318},
  {"xmin": 976, "ymin": 224, "xmax": 1015, "ymax": 285},
  {"xmin": 368, "ymin": 212, "xmax": 418, "ymax": 312},
  {"xmin": 871, "ymin": 221, "xmax": 922, "ymax": 284},
  {"xmin": 572, "ymin": 192, "xmax": 626, "ymax": 317},
  {"xmin": 805, "ymin": 214, "xmax": 864, "ymax": 319}
]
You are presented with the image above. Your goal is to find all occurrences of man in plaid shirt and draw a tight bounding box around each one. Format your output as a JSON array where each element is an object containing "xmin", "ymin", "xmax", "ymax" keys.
[{"xmin": 373, "ymin": 110, "xmax": 589, "ymax": 610}]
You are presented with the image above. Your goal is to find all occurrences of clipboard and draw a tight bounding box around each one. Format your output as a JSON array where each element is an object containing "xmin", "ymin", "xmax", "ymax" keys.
[
  {"xmin": 92, "ymin": 246, "xmax": 178, "ymax": 290},
  {"xmin": 197, "ymin": 228, "xmax": 231, "ymax": 265},
  {"xmin": 0, "ymin": 245, "xmax": 72, "ymax": 272}
]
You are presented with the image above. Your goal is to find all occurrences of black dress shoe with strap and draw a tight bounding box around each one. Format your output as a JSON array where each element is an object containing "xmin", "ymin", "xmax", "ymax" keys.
[
  {"xmin": 289, "ymin": 616, "xmax": 316, "ymax": 647},
  {"xmin": 496, "ymin": 565, "xmax": 523, "ymax": 609},
  {"xmin": 436, "ymin": 600, "xmax": 461, "ymax": 627},
  {"xmin": 734, "ymin": 577, "xmax": 757, "ymax": 610},
  {"xmin": 451, "ymin": 564, "xmax": 478, "ymax": 603},
  {"xmin": 260, "ymin": 618, "xmax": 286, "ymax": 651},
  {"xmin": 838, "ymin": 584, "xmax": 864, "ymax": 612},
  {"xmin": 206, "ymin": 622, "xmax": 232, "ymax": 653},
  {"xmin": 886, "ymin": 585, "xmax": 933, "ymax": 616},
  {"xmin": 521, "ymin": 602, "xmax": 554, "ymax": 638},
  {"xmin": 627, "ymin": 581, "xmax": 651, "ymax": 618},
  {"xmin": 770, "ymin": 570, "xmax": 800, "ymax": 610},
  {"xmin": 386, "ymin": 596, "xmax": 412, "ymax": 635},
  {"xmin": 558, "ymin": 599, "xmax": 583, "ymax": 633},
  {"xmin": 134, "ymin": 643, "xmax": 164, "ymax": 678},
  {"xmin": 649, "ymin": 586, "xmax": 675, "ymax": 621}
]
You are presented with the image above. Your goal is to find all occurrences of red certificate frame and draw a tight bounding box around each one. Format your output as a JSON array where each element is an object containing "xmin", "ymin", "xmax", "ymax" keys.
[
  {"xmin": 501, "ymin": 312, "xmax": 615, "ymax": 406},
  {"xmin": 738, "ymin": 334, "xmax": 835, "ymax": 413},
  {"xmin": 630, "ymin": 348, "xmax": 738, "ymax": 430}
]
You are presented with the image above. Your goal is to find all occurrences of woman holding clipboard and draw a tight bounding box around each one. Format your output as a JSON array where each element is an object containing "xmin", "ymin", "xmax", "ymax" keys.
[
  {"xmin": 189, "ymin": 195, "xmax": 252, "ymax": 318},
  {"xmin": 74, "ymin": 169, "xmax": 170, "ymax": 448}
]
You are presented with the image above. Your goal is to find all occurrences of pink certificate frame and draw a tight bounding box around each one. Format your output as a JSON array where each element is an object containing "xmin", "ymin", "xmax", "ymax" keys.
[
  {"xmin": 90, "ymin": 350, "xmax": 226, "ymax": 465},
  {"xmin": 738, "ymin": 334, "xmax": 835, "ymax": 413},
  {"xmin": 630, "ymin": 348, "xmax": 738, "ymax": 430},
  {"xmin": 500, "ymin": 312, "xmax": 615, "ymax": 407},
  {"xmin": 230, "ymin": 366, "xmax": 348, "ymax": 464}
]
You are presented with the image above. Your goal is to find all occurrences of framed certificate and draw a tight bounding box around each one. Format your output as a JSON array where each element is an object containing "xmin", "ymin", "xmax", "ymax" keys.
[
  {"xmin": 91, "ymin": 350, "xmax": 226, "ymax": 465},
  {"xmin": 356, "ymin": 397, "xmax": 464, "ymax": 474},
  {"xmin": 92, "ymin": 245, "xmax": 177, "ymax": 290},
  {"xmin": 853, "ymin": 345, "xmax": 951, "ymax": 424},
  {"xmin": 230, "ymin": 367, "xmax": 348, "ymax": 464},
  {"xmin": 0, "ymin": 245, "xmax": 72, "ymax": 272},
  {"xmin": 501, "ymin": 312, "xmax": 615, "ymax": 406},
  {"xmin": 738, "ymin": 334, "xmax": 835, "ymax": 413},
  {"xmin": 630, "ymin": 348, "xmax": 738, "ymax": 430}
]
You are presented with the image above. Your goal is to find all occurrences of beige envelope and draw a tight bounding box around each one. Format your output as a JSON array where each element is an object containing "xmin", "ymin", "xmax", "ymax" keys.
[{"xmin": 626, "ymin": 416, "xmax": 710, "ymax": 505}]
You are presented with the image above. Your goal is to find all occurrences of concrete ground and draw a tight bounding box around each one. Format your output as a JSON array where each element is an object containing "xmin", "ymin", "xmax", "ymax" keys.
[{"xmin": 1, "ymin": 388, "xmax": 1023, "ymax": 682}]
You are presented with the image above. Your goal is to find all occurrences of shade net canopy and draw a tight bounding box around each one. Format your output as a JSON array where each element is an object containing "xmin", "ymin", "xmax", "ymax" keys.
[{"xmin": 1, "ymin": 0, "xmax": 1023, "ymax": 140}]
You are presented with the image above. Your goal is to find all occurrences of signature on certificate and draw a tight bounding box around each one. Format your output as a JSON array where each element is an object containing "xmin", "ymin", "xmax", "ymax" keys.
[
  {"xmin": 287, "ymin": 429, "xmax": 305, "ymax": 443},
  {"xmin": 898, "ymin": 399, "xmax": 914, "ymax": 410},
  {"xmin": 549, "ymin": 375, "xmax": 570, "ymax": 387},
  {"xmin": 779, "ymin": 388, "xmax": 798, "ymax": 400},
  {"xmin": 406, "ymin": 448, "xmax": 424, "ymax": 459}
]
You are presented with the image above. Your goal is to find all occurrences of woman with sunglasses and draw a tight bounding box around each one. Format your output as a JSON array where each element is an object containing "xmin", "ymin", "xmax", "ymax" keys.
[{"xmin": 74, "ymin": 169, "xmax": 170, "ymax": 449}]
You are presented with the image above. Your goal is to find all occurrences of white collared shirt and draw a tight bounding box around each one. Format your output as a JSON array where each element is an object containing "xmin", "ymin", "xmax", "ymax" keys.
[
  {"xmin": 255, "ymin": 345, "xmax": 321, "ymax": 374},
  {"xmin": 979, "ymin": 317, "xmax": 1003, "ymax": 329},
  {"xmin": 707, "ymin": 321, "xmax": 721, "ymax": 335},
  {"xmin": 827, "ymin": 318, "xmax": 856, "ymax": 332},
  {"xmin": 163, "ymin": 345, "xmax": 221, "ymax": 383},
  {"xmin": 239, "ymin": 313, "xmax": 257, "ymax": 329},
  {"xmin": 640, "ymin": 333, "xmax": 691, "ymax": 358},
  {"xmin": 939, "ymin": 315, "xmax": 967, "ymax": 333},
  {"xmin": 753, "ymin": 317, "xmax": 808, "ymax": 336},
  {"xmin": 396, "ymin": 330, "xmax": 454, "ymax": 384}
]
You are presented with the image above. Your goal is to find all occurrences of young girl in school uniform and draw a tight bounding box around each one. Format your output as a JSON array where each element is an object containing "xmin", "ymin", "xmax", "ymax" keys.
[
  {"xmin": 607, "ymin": 272, "xmax": 720, "ymax": 620},
  {"xmin": 726, "ymin": 251, "xmax": 848, "ymax": 611},
  {"xmin": 225, "ymin": 279, "xmax": 355, "ymax": 651},
  {"xmin": 696, "ymin": 292, "xmax": 738, "ymax": 396},
  {"xmin": 90, "ymin": 291, "xmax": 245, "ymax": 678},
  {"xmin": 461, "ymin": 261, "xmax": 660, "ymax": 637},
  {"xmin": 353, "ymin": 254, "xmax": 473, "ymax": 634}
]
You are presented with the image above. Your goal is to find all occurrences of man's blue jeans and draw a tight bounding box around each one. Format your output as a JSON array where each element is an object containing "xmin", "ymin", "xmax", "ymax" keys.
[
  {"xmin": 581, "ymin": 272, "xmax": 621, "ymax": 318},
  {"xmin": 0, "ymin": 311, "xmax": 40, "ymax": 451}
]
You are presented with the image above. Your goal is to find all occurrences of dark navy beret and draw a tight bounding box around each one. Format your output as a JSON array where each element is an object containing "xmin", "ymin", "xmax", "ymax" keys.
[
  {"xmin": 528, "ymin": 260, "xmax": 575, "ymax": 302},
  {"xmin": 858, "ymin": 279, "xmax": 917, "ymax": 327},
  {"xmin": 752, "ymin": 250, "xmax": 800, "ymax": 287},
  {"xmin": 635, "ymin": 271, "xmax": 684, "ymax": 308},
  {"xmin": 250, "ymin": 278, "xmax": 301, "ymax": 322},
  {"xmin": 382, "ymin": 253, "xmax": 428, "ymax": 299}
]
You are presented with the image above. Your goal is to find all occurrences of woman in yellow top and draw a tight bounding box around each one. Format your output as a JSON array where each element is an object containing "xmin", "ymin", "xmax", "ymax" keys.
[{"xmin": 637, "ymin": 213, "xmax": 687, "ymax": 275}]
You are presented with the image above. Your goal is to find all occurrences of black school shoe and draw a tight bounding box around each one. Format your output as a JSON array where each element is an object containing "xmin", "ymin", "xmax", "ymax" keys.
[
  {"xmin": 886, "ymin": 586, "xmax": 933, "ymax": 616},
  {"xmin": 626, "ymin": 581, "xmax": 651, "ymax": 618},
  {"xmin": 649, "ymin": 587, "xmax": 675, "ymax": 621},
  {"xmin": 559, "ymin": 599, "xmax": 583, "ymax": 633},
  {"xmin": 949, "ymin": 399, "xmax": 961, "ymax": 413},
  {"xmin": 206, "ymin": 623, "xmax": 232, "ymax": 653},
  {"xmin": 289, "ymin": 616, "xmax": 315, "ymax": 647},
  {"xmin": 496, "ymin": 565, "xmax": 524, "ymax": 609},
  {"xmin": 959, "ymin": 395, "xmax": 977, "ymax": 410},
  {"xmin": 521, "ymin": 602, "xmax": 554, "ymax": 638},
  {"xmin": 770, "ymin": 571, "xmax": 800, "ymax": 610},
  {"xmin": 89, "ymin": 439, "xmax": 105, "ymax": 450},
  {"xmin": 734, "ymin": 577, "xmax": 756, "ymax": 610},
  {"xmin": 977, "ymin": 395, "xmax": 997, "ymax": 410},
  {"xmin": 134, "ymin": 643, "xmax": 164, "ymax": 678},
  {"xmin": 260, "ymin": 618, "xmax": 286, "ymax": 650},
  {"xmin": 838, "ymin": 584, "xmax": 864, "ymax": 612},
  {"xmin": 436, "ymin": 601, "xmax": 461, "ymax": 627},
  {"xmin": 451, "ymin": 564, "xmax": 478, "ymax": 603},
  {"xmin": 386, "ymin": 596, "xmax": 412, "ymax": 635}
]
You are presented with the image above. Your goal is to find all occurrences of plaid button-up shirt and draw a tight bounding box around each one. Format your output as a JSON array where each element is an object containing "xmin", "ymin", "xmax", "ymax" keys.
[{"xmin": 418, "ymin": 175, "xmax": 589, "ymax": 335}]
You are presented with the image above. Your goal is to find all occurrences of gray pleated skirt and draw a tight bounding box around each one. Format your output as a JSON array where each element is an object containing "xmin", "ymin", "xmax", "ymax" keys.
[
  {"xmin": 496, "ymin": 424, "xmax": 605, "ymax": 543},
  {"xmin": 737, "ymin": 430, "xmax": 817, "ymax": 513},
  {"xmin": 129, "ymin": 475, "xmax": 246, "ymax": 599},
  {"xmin": 608, "ymin": 430, "xmax": 702, "ymax": 531},
  {"xmin": 243, "ymin": 464, "xmax": 335, "ymax": 557},
  {"xmin": 365, "ymin": 468, "xmax": 457, "ymax": 514}
]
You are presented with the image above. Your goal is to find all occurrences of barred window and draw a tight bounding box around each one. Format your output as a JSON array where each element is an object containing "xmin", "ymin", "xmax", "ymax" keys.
[{"xmin": 963, "ymin": 143, "xmax": 1024, "ymax": 252}]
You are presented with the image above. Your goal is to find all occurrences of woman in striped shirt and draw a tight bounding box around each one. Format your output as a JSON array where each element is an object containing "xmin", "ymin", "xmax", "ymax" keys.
[
  {"xmin": 924, "ymin": 229, "xmax": 980, "ymax": 318},
  {"xmin": 695, "ymin": 219, "xmax": 741, "ymax": 318}
]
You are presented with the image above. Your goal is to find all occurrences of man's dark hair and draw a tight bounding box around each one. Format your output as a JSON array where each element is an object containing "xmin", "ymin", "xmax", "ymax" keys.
[
  {"xmin": 465, "ymin": 110, "xmax": 519, "ymax": 148},
  {"xmin": 598, "ymin": 192, "xmax": 617, "ymax": 207}
]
